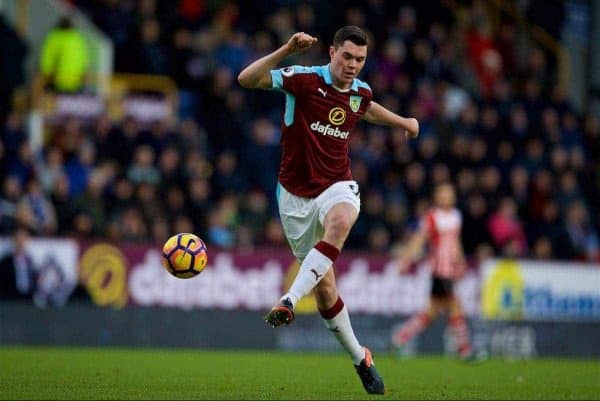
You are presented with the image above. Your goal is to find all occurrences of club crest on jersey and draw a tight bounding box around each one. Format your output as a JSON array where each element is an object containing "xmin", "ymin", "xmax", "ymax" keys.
[
  {"xmin": 328, "ymin": 107, "xmax": 346, "ymax": 126},
  {"xmin": 349, "ymin": 95, "xmax": 362, "ymax": 112}
]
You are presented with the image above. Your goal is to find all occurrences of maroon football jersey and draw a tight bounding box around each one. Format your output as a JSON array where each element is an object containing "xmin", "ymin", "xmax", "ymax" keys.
[{"xmin": 270, "ymin": 64, "xmax": 372, "ymax": 197}]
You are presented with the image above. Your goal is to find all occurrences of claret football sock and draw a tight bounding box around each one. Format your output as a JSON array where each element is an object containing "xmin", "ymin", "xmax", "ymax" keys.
[
  {"xmin": 283, "ymin": 241, "xmax": 339, "ymax": 306},
  {"xmin": 320, "ymin": 296, "xmax": 365, "ymax": 365}
]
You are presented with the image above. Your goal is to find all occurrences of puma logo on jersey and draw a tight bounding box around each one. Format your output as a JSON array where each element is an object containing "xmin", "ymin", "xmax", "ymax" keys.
[
  {"xmin": 318, "ymin": 88, "xmax": 327, "ymax": 97},
  {"xmin": 310, "ymin": 268, "xmax": 323, "ymax": 281}
]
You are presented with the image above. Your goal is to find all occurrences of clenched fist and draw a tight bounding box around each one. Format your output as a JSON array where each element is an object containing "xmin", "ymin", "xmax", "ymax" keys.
[
  {"xmin": 286, "ymin": 32, "xmax": 318, "ymax": 54},
  {"xmin": 404, "ymin": 117, "xmax": 419, "ymax": 139}
]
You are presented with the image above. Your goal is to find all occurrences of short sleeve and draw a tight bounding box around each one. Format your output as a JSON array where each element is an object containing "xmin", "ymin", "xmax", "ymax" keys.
[
  {"xmin": 270, "ymin": 68, "xmax": 284, "ymax": 90},
  {"xmin": 270, "ymin": 65, "xmax": 306, "ymax": 95}
]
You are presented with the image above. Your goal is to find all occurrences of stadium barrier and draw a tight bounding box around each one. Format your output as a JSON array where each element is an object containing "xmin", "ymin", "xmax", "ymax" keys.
[
  {"xmin": 1, "ymin": 303, "xmax": 598, "ymax": 358},
  {"xmin": 29, "ymin": 72, "xmax": 178, "ymax": 154},
  {"xmin": 34, "ymin": 73, "xmax": 178, "ymax": 124},
  {"xmin": 0, "ymin": 238, "xmax": 598, "ymax": 357}
]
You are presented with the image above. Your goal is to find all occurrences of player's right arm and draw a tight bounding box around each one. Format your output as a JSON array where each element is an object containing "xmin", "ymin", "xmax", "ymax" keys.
[{"xmin": 237, "ymin": 32, "xmax": 318, "ymax": 89}]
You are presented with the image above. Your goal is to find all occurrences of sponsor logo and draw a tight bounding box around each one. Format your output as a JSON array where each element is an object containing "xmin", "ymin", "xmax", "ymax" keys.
[
  {"xmin": 482, "ymin": 260, "xmax": 600, "ymax": 320},
  {"xmin": 310, "ymin": 121, "xmax": 350, "ymax": 139},
  {"xmin": 129, "ymin": 252, "xmax": 283, "ymax": 310},
  {"xmin": 328, "ymin": 107, "xmax": 346, "ymax": 125},
  {"xmin": 80, "ymin": 243, "xmax": 129, "ymax": 308},
  {"xmin": 310, "ymin": 268, "xmax": 323, "ymax": 281},
  {"xmin": 482, "ymin": 260, "xmax": 524, "ymax": 319},
  {"xmin": 349, "ymin": 95, "xmax": 362, "ymax": 112},
  {"xmin": 282, "ymin": 66, "xmax": 294, "ymax": 77},
  {"xmin": 318, "ymin": 88, "xmax": 327, "ymax": 97}
]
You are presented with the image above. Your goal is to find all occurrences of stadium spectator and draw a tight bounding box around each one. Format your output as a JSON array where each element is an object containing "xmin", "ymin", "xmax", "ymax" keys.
[
  {"xmin": 461, "ymin": 192, "xmax": 491, "ymax": 256},
  {"xmin": 466, "ymin": 18, "xmax": 502, "ymax": 98},
  {"xmin": 0, "ymin": 176, "xmax": 23, "ymax": 235},
  {"xmin": 528, "ymin": 169, "xmax": 554, "ymax": 220},
  {"xmin": 206, "ymin": 207, "xmax": 235, "ymax": 249},
  {"xmin": 239, "ymin": 118, "xmax": 280, "ymax": 205},
  {"xmin": 121, "ymin": 18, "xmax": 168, "ymax": 75},
  {"xmin": 64, "ymin": 140, "xmax": 96, "ymax": 198},
  {"xmin": 0, "ymin": 226, "xmax": 37, "ymax": 301},
  {"xmin": 49, "ymin": 175, "xmax": 73, "ymax": 235},
  {"xmin": 72, "ymin": 173, "xmax": 109, "ymax": 236},
  {"xmin": 529, "ymin": 200, "xmax": 565, "ymax": 259},
  {"xmin": 212, "ymin": 150, "xmax": 248, "ymax": 195},
  {"xmin": 119, "ymin": 207, "xmax": 148, "ymax": 242},
  {"xmin": 37, "ymin": 147, "xmax": 66, "ymax": 193},
  {"xmin": 239, "ymin": 189, "xmax": 270, "ymax": 240},
  {"xmin": 150, "ymin": 216, "xmax": 170, "ymax": 245},
  {"xmin": 17, "ymin": 179, "xmax": 57, "ymax": 236},
  {"xmin": 0, "ymin": 15, "xmax": 27, "ymax": 123},
  {"xmin": 562, "ymin": 201, "xmax": 600, "ymax": 262},
  {"xmin": 187, "ymin": 177, "xmax": 212, "ymax": 234},
  {"xmin": 40, "ymin": 17, "xmax": 89, "ymax": 92},
  {"xmin": 487, "ymin": 197, "xmax": 528, "ymax": 257},
  {"xmin": 136, "ymin": 181, "xmax": 162, "ymax": 229},
  {"xmin": 262, "ymin": 217, "xmax": 287, "ymax": 248},
  {"xmin": 532, "ymin": 236, "xmax": 554, "ymax": 260},
  {"xmin": 167, "ymin": 27, "xmax": 200, "ymax": 119},
  {"xmin": 5, "ymin": 128, "xmax": 32, "ymax": 187},
  {"xmin": 127, "ymin": 145, "xmax": 160, "ymax": 185}
]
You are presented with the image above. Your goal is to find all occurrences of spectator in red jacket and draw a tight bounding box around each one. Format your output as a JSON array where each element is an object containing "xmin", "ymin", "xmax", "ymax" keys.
[{"xmin": 487, "ymin": 197, "xmax": 528, "ymax": 257}]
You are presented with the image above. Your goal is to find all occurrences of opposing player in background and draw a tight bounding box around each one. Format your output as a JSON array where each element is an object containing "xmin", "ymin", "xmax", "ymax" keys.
[
  {"xmin": 238, "ymin": 26, "xmax": 419, "ymax": 394},
  {"xmin": 391, "ymin": 183, "xmax": 473, "ymax": 360}
]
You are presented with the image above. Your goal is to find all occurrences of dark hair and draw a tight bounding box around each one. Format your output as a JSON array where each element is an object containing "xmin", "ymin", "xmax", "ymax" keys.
[
  {"xmin": 57, "ymin": 16, "xmax": 73, "ymax": 29},
  {"xmin": 333, "ymin": 26, "xmax": 368, "ymax": 48}
]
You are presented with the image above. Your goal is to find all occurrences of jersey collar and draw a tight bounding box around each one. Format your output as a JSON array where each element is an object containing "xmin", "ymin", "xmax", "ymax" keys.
[{"xmin": 322, "ymin": 64, "xmax": 359, "ymax": 92}]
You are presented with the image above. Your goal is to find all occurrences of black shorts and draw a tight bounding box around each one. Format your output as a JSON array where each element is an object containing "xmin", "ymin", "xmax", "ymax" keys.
[{"xmin": 431, "ymin": 277, "xmax": 454, "ymax": 298}]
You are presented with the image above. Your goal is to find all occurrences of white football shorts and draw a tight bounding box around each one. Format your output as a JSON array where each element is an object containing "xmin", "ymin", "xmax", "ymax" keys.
[{"xmin": 276, "ymin": 180, "xmax": 361, "ymax": 261}]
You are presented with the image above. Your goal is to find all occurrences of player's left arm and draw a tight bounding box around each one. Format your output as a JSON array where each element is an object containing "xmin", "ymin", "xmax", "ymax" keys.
[
  {"xmin": 362, "ymin": 101, "xmax": 419, "ymax": 139},
  {"xmin": 396, "ymin": 228, "xmax": 428, "ymax": 274}
]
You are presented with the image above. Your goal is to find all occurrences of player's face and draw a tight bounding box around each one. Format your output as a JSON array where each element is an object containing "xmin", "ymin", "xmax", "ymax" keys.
[
  {"xmin": 329, "ymin": 40, "xmax": 367, "ymax": 89},
  {"xmin": 435, "ymin": 185, "xmax": 456, "ymax": 209}
]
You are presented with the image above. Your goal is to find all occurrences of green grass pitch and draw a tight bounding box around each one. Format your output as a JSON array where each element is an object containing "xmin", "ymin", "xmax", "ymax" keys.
[{"xmin": 1, "ymin": 347, "xmax": 598, "ymax": 400}]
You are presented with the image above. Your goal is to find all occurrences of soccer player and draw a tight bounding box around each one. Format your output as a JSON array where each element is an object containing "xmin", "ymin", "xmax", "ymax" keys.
[
  {"xmin": 390, "ymin": 183, "xmax": 473, "ymax": 360},
  {"xmin": 238, "ymin": 26, "xmax": 419, "ymax": 394}
]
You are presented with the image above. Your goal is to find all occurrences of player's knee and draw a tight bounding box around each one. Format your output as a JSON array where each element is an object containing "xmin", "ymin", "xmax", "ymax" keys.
[
  {"xmin": 325, "ymin": 213, "xmax": 353, "ymax": 239},
  {"xmin": 449, "ymin": 299, "xmax": 464, "ymax": 316}
]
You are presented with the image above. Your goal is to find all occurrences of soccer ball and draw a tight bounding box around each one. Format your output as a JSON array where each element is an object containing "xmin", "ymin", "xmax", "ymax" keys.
[{"xmin": 162, "ymin": 233, "xmax": 208, "ymax": 278}]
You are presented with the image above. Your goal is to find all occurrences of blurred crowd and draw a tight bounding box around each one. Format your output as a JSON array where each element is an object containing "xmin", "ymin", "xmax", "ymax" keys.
[{"xmin": 1, "ymin": 0, "xmax": 599, "ymax": 264}]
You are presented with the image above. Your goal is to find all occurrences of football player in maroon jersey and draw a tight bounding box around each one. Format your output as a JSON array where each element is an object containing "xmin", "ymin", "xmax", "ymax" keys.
[{"xmin": 239, "ymin": 26, "xmax": 419, "ymax": 394}]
